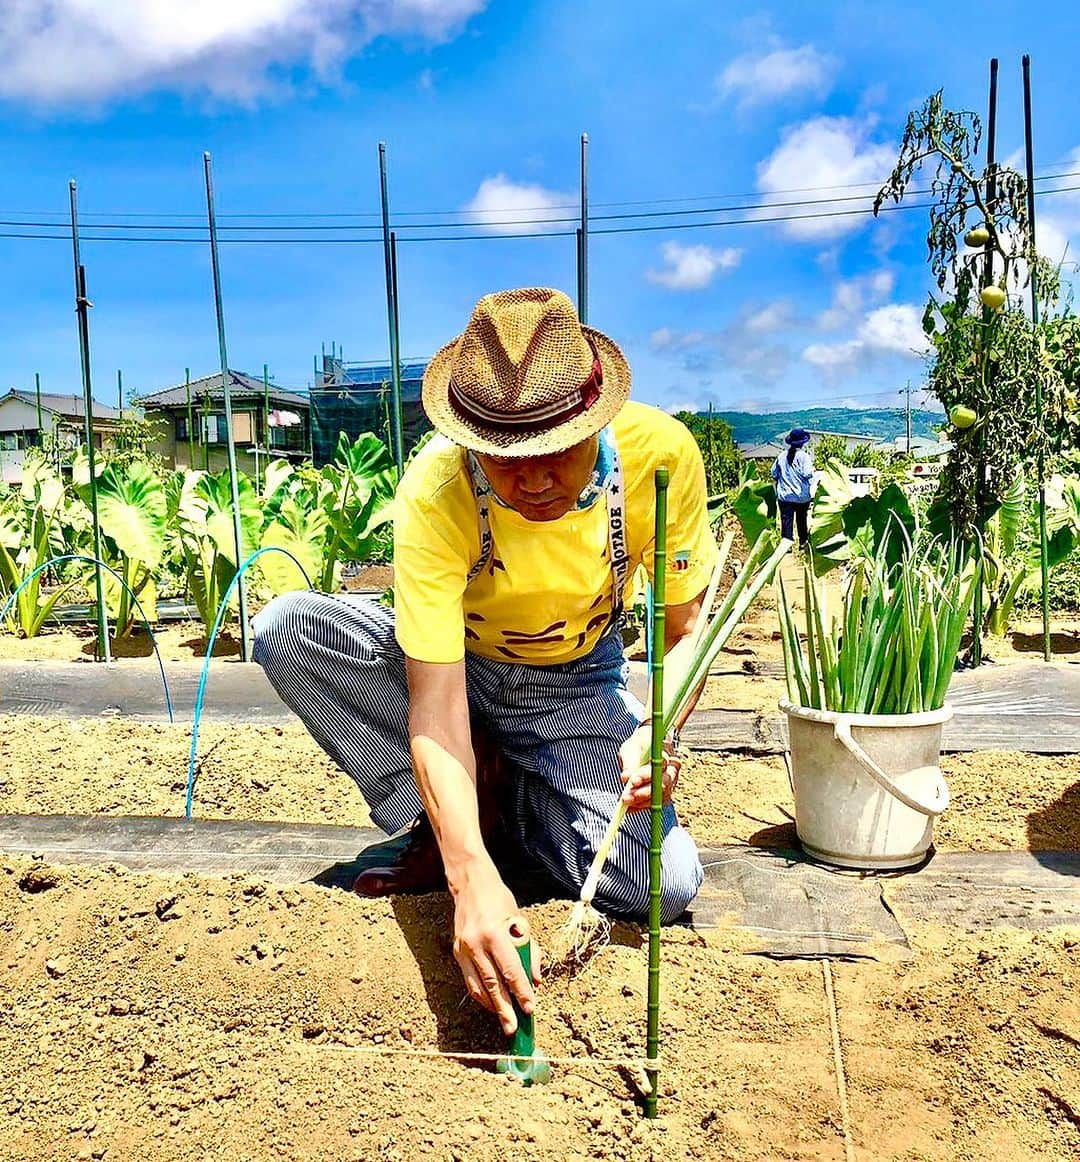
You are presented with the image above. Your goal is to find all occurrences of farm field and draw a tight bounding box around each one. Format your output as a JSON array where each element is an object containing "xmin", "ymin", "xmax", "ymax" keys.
[{"xmin": 0, "ymin": 618, "xmax": 1077, "ymax": 1161}]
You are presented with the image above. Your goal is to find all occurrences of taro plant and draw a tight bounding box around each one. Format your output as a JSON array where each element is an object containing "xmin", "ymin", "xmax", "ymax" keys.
[
  {"xmin": 0, "ymin": 454, "xmax": 89, "ymax": 637},
  {"xmin": 259, "ymin": 432, "xmax": 396, "ymax": 595},
  {"xmin": 168, "ymin": 466, "xmax": 262, "ymax": 636},
  {"xmin": 778, "ymin": 539, "xmax": 978, "ymax": 715},
  {"xmin": 73, "ymin": 454, "xmax": 167, "ymax": 636}
]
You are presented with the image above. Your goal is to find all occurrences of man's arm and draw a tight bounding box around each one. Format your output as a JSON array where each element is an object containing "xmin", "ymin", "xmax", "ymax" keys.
[
  {"xmin": 405, "ymin": 657, "xmax": 537, "ymax": 1034},
  {"xmin": 618, "ymin": 586, "xmax": 708, "ymax": 812}
]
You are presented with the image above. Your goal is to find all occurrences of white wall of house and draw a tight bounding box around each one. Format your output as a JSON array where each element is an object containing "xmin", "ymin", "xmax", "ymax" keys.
[{"xmin": 0, "ymin": 397, "xmax": 55, "ymax": 442}]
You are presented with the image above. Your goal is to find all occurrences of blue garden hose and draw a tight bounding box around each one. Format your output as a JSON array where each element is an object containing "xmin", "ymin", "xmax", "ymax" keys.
[
  {"xmin": 184, "ymin": 546, "xmax": 312, "ymax": 819},
  {"xmin": 1, "ymin": 553, "xmax": 174, "ymax": 723}
]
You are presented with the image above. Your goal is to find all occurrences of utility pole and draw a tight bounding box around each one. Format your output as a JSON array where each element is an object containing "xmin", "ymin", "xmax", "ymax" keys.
[{"xmin": 904, "ymin": 382, "xmax": 912, "ymax": 455}]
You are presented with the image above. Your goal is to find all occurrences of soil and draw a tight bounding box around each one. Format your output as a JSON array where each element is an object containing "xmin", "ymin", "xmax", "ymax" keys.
[
  {"xmin": 0, "ymin": 859, "xmax": 1076, "ymax": 1162},
  {"xmin": 1, "ymin": 717, "xmax": 1076, "ymax": 856},
  {"xmin": 0, "ymin": 592, "xmax": 1078, "ymax": 1159}
]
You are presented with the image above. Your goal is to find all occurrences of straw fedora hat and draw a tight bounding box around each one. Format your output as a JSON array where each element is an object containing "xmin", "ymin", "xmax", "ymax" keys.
[{"xmin": 422, "ymin": 287, "xmax": 631, "ymax": 458}]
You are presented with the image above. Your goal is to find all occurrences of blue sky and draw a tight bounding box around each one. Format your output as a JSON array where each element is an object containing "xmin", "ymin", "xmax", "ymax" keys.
[{"xmin": 1, "ymin": 0, "xmax": 1078, "ymax": 418}]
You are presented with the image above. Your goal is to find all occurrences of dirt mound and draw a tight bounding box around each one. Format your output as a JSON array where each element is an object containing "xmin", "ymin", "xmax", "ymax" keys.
[{"xmin": 0, "ymin": 859, "xmax": 1076, "ymax": 1160}]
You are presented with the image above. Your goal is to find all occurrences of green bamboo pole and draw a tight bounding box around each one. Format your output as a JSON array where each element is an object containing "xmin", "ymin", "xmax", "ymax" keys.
[
  {"xmin": 972, "ymin": 57, "xmax": 999, "ymax": 667},
  {"xmin": 645, "ymin": 466, "xmax": 668, "ymax": 1120},
  {"xmin": 34, "ymin": 372, "xmax": 43, "ymax": 440},
  {"xmin": 1022, "ymin": 55, "xmax": 1052, "ymax": 663},
  {"xmin": 578, "ymin": 133, "xmax": 589, "ymax": 325},
  {"xmin": 185, "ymin": 368, "xmax": 195, "ymax": 467},
  {"xmin": 378, "ymin": 143, "xmax": 405, "ymax": 474},
  {"xmin": 68, "ymin": 181, "xmax": 111, "ymax": 665},
  {"xmin": 202, "ymin": 151, "xmax": 251, "ymax": 662}
]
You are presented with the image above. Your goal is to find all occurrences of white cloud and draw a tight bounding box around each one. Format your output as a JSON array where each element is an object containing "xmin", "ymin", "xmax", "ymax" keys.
[
  {"xmin": 756, "ymin": 116, "xmax": 896, "ymax": 239},
  {"xmin": 803, "ymin": 340, "xmax": 862, "ymax": 367},
  {"xmin": 462, "ymin": 175, "xmax": 573, "ymax": 234},
  {"xmin": 802, "ymin": 302, "xmax": 930, "ymax": 367},
  {"xmin": 0, "ymin": 1, "xmax": 487, "ymax": 105},
  {"xmin": 744, "ymin": 300, "xmax": 795, "ymax": 334},
  {"xmin": 859, "ymin": 304, "xmax": 929, "ymax": 355},
  {"xmin": 646, "ymin": 242, "xmax": 743, "ymax": 291},
  {"xmin": 1036, "ymin": 145, "xmax": 1080, "ymax": 274},
  {"xmin": 816, "ymin": 269, "xmax": 894, "ymax": 331},
  {"xmin": 718, "ymin": 44, "xmax": 836, "ymax": 108}
]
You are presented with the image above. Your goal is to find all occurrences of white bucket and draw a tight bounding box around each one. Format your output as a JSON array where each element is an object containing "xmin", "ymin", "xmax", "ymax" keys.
[{"xmin": 780, "ymin": 699, "xmax": 953, "ymax": 870}]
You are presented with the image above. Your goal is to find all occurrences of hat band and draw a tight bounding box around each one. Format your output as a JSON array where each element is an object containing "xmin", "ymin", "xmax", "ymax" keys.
[{"xmin": 448, "ymin": 343, "xmax": 604, "ymax": 435}]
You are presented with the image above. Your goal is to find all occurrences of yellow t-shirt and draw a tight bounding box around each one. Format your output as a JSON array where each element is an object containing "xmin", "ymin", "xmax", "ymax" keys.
[{"xmin": 393, "ymin": 401, "xmax": 718, "ymax": 664}]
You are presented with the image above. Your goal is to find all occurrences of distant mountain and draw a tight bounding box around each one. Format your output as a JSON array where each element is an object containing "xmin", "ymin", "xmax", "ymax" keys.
[{"xmin": 706, "ymin": 407, "xmax": 943, "ymax": 446}]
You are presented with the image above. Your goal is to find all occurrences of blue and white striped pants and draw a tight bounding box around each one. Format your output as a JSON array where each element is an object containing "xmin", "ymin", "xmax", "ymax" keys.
[{"xmin": 252, "ymin": 592, "xmax": 702, "ymax": 922}]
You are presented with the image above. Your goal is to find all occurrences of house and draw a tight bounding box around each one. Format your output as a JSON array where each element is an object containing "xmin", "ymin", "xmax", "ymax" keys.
[
  {"xmin": 0, "ymin": 388, "xmax": 123, "ymax": 483},
  {"xmin": 871, "ymin": 435, "xmax": 953, "ymax": 458},
  {"xmin": 135, "ymin": 371, "xmax": 311, "ymax": 473}
]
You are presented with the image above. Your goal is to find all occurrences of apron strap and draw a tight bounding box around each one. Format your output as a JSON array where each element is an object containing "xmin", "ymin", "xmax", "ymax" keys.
[{"xmin": 465, "ymin": 430, "xmax": 629, "ymax": 622}]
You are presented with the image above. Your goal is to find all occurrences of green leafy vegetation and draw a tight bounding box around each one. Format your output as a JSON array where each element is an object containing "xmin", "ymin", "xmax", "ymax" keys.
[{"xmin": 778, "ymin": 540, "xmax": 978, "ymax": 715}]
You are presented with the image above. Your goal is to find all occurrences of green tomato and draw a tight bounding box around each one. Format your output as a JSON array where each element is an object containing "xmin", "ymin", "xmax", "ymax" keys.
[
  {"xmin": 980, "ymin": 285, "xmax": 1007, "ymax": 311},
  {"xmin": 964, "ymin": 226, "xmax": 990, "ymax": 247},
  {"xmin": 949, "ymin": 405, "xmax": 978, "ymax": 430}
]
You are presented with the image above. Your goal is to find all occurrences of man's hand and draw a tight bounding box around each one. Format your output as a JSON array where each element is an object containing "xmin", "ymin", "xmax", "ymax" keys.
[
  {"xmin": 618, "ymin": 724, "xmax": 683, "ymax": 813},
  {"xmin": 451, "ymin": 859, "xmax": 541, "ymax": 1034}
]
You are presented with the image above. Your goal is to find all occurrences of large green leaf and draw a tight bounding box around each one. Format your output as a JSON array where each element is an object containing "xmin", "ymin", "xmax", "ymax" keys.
[
  {"xmin": 259, "ymin": 498, "xmax": 327, "ymax": 594},
  {"xmin": 78, "ymin": 460, "xmax": 167, "ymax": 569},
  {"xmin": 730, "ymin": 463, "xmax": 776, "ymax": 547},
  {"xmin": 199, "ymin": 470, "xmax": 262, "ymax": 566},
  {"xmin": 807, "ymin": 462, "xmax": 854, "ymax": 575},
  {"xmin": 993, "ymin": 473, "xmax": 1026, "ymax": 556},
  {"xmin": 333, "ymin": 431, "xmax": 396, "ymax": 479},
  {"xmin": 841, "ymin": 484, "xmax": 916, "ymax": 570}
]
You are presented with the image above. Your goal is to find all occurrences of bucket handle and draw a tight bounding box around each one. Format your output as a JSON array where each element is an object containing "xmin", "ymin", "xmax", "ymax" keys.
[{"xmin": 833, "ymin": 717, "xmax": 950, "ymax": 817}]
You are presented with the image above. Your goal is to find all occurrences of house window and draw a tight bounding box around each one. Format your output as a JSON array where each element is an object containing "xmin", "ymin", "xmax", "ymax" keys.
[
  {"xmin": 176, "ymin": 416, "xmax": 189, "ymax": 442},
  {"xmin": 201, "ymin": 414, "xmax": 229, "ymax": 444}
]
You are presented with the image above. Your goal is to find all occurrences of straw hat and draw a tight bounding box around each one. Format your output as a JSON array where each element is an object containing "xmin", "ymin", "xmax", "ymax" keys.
[{"xmin": 422, "ymin": 287, "xmax": 631, "ymax": 457}]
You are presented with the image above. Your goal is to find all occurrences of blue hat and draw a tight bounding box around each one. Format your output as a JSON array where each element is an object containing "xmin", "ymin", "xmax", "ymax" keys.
[{"xmin": 785, "ymin": 428, "xmax": 810, "ymax": 447}]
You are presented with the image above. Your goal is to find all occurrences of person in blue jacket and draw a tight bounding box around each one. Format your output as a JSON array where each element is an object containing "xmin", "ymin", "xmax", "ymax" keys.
[{"xmin": 771, "ymin": 428, "xmax": 814, "ymax": 548}]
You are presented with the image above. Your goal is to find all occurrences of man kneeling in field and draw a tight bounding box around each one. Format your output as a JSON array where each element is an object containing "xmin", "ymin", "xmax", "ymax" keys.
[{"xmin": 253, "ymin": 287, "xmax": 717, "ymax": 1033}]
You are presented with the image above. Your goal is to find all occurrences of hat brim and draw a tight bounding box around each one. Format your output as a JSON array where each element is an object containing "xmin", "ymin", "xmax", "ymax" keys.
[{"xmin": 421, "ymin": 324, "xmax": 631, "ymax": 458}]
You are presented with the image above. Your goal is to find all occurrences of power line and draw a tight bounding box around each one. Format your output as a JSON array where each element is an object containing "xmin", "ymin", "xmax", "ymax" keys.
[
  {"xmin": 0, "ymin": 184, "xmax": 1075, "ymax": 246},
  {"xmin": 3, "ymin": 169, "xmax": 1077, "ymax": 228},
  {"xmin": 5, "ymin": 170, "xmax": 1078, "ymax": 232}
]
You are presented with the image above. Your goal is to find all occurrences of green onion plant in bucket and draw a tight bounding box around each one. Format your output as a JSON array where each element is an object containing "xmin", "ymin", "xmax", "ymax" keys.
[{"xmin": 776, "ymin": 537, "xmax": 978, "ymax": 870}]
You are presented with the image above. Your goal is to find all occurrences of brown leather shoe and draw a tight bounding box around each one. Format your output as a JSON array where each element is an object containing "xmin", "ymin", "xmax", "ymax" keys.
[{"xmin": 351, "ymin": 814, "xmax": 446, "ymax": 897}]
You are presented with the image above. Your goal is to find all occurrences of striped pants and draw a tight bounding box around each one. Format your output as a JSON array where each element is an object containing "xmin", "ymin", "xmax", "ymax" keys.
[{"xmin": 252, "ymin": 592, "xmax": 703, "ymax": 922}]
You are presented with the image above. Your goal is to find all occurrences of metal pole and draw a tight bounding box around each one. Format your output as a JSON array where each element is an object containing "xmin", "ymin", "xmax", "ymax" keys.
[
  {"xmin": 1023, "ymin": 55, "xmax": 1052, "ymax": 663},
  {"xmin": 972, "ymin": 58, "xmax": 998, "ymax": 667},
  {"xmin": 34, "ymin": 371, "xmax": 43, "ymax": 440},
  {"xmin": 391, "ymin": 230, "xmax": 403, "ymax": 459},
  {"xmin": 185, "ymin": 368, "xmax": 195, "ymax": 467},
  {"xmin": 68, "ymin": 181, "xmax": 111, "ymax": 665},
  {"xmin": 579, "ymin": 133, "xmax": 589, "ymax": 325},
  {"xmin": 262, "ymin": 362, "xmax": 271, "ymax": 490},
  {"xmin": 644, "ymin": 466, "xmax": 668, "ymax": 1119},
  {"xmin": 378, "ymin": 143, "xmax": 405, "ymax": 474},
  {"xmin": 202, "ymin": 151, "xmax": 251, "ymax": 662}
]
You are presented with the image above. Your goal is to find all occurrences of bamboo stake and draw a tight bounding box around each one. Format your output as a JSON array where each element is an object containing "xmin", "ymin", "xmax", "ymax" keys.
[
  {"xmin": 1022, "ymin": 54, "xmax": 1052, "ymax": 663},
  {"xmin": 68, "ymin": 181, "xmax": 111, "ymax": 665},
  {"xmin": 644, "ymin": 467, "xmax": 668, "ymax": 1120},
  {"xmin": 203, "ymin": 151, "xmax": 251, "ymax": 662}
]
